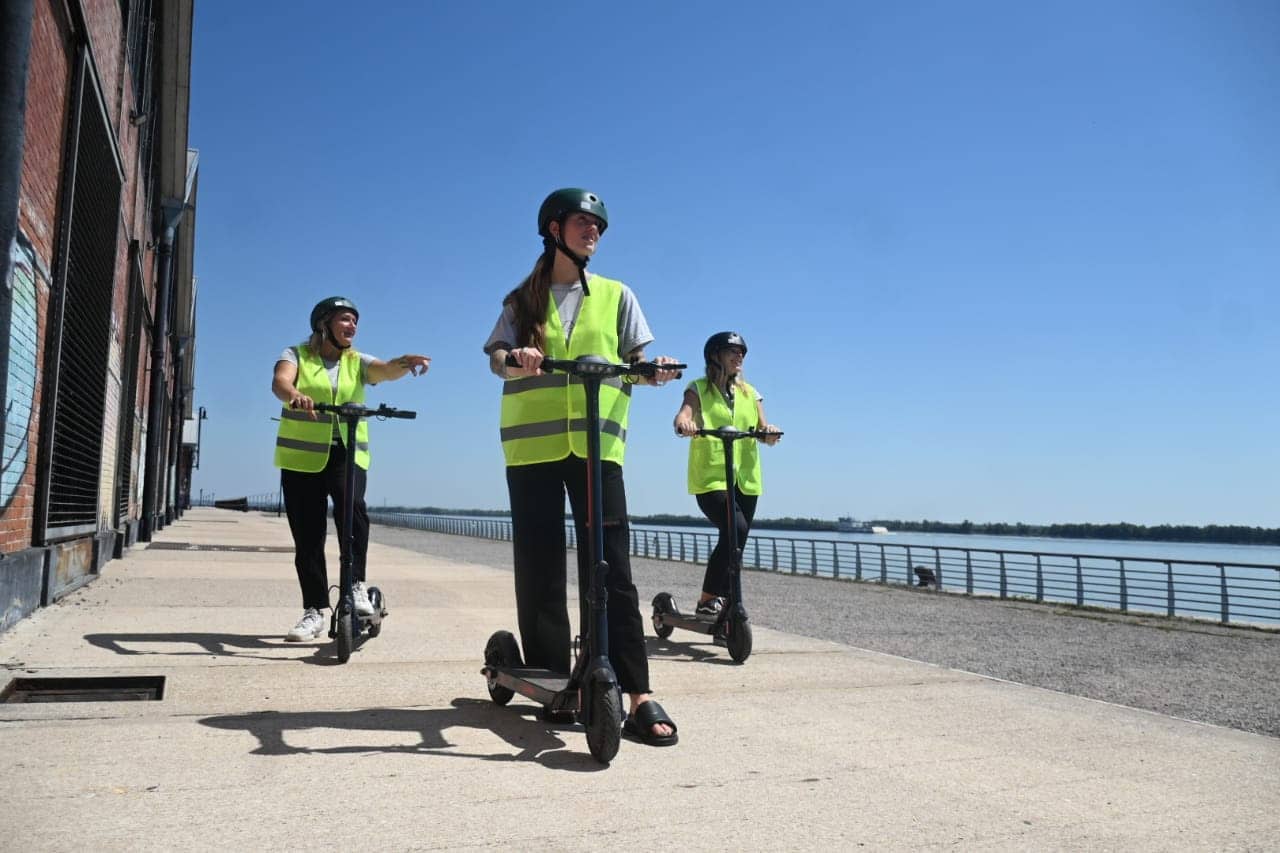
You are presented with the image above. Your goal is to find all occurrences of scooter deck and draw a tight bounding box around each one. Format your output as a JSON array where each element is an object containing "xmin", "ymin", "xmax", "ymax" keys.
[
  {"xmin": 660, "ymin": 612, "xmax": 723, "ymax": 635},
  {"xmin": 491, "ymin": 666, "xmax": 574, "ymax": 707}
]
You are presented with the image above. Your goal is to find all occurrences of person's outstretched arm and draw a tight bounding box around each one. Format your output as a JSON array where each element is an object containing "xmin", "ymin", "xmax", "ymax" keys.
[{"xmin": 367, "ymin": 354, "xmax": 431, "ymax": 383}]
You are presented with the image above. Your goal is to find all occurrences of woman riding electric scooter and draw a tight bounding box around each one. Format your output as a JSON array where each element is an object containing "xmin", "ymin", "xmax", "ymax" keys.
[
  {"xmin": 673, "ymin": 332, "xmax": 782, "ymax": 616},
  {"xmin": 271, "ymin": 296, "xmax": 430, "ymax": 643},
  {"xmin": 483, "ymin": 188, "xmax": 682, "ymax": 748}
]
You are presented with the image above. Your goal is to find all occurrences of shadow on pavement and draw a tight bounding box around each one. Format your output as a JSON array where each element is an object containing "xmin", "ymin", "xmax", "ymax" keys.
[
  {"xmin": 84, "ymin": 632, "xmax": 340, "ymax": 665},
  {"xmin": 644, "ymin": 635, "xmax": 737, "ymax": 665},
  {"xmin": 198, "ymin": 697, "xmax": 606, "ymax": 771}
]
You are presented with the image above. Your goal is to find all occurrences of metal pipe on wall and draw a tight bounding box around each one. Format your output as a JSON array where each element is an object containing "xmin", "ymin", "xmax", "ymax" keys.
[{"xmin": 139, "ymin": 201, "xmax": 183, "ymax": 540}]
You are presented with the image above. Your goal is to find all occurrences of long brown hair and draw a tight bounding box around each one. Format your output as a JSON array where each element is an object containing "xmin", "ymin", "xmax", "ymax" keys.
[
  {"xmin": 705, "ymin": 359, "xmax": 748, "ymax": 394},
  {"xmin": 504, "ymin": 245, "xmax": 557, "ymax": 350}
]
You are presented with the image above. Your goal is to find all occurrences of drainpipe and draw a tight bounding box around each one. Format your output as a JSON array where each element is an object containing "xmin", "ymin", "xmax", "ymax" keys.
[
  {"xmin": 139, "ymin": 200, "xmax": 184, "ymax": 541},
  {"xmin": 0, "ymin": 1, "xmax": 35, "ymax": 420}
]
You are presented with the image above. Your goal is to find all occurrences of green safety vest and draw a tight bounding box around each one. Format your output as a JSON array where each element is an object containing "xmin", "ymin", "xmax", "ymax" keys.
[
  {"xmin": 274, "ymin": 344, "xmax": 370, "ymax": 472},
  {"xmin": 687, "ymin": 377, "xmax": 763, "ymax": 495},
  {"xmin": 500, "ymin": 276, "xmax": 632, "ymax": 466}
]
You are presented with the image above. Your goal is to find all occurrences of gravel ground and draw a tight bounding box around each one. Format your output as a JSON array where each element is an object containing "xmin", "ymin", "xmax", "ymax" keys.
[{"xmin": 370, "ymin": 525, "xmax": 1280, "ymax": 739}]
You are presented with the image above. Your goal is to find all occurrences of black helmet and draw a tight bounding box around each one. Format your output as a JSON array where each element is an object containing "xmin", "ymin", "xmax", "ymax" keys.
[
  {"xmin": 537, "ymin": 188, "xmax": 609, "ymax": 238},
  {"xmin": 703, "ymin": 331, "xmax": 747, "ymax": 362},
  {"xmin": 309, "ymin": 296, "xmax": 359, "ymax": 333}
]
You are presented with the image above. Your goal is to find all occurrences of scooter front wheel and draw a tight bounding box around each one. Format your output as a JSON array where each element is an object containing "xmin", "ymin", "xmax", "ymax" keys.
[
  {"xmin": 584, "ymin": 682, "xmax": 622, "ymax": 764},
  {"xmin": 335, "ymin": 611, "xmax": 353, "ymax": 663},
  {"xmin": 726, "ymin": 614, "xmax": 752, "ymax": 664}
]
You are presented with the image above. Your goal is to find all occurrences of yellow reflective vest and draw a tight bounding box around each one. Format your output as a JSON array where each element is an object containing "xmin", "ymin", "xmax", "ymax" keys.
[
  {"xmin": 500, "ymin": 276, "xmax": 632, "ymax": 466},
  {"xmin": 274, "ymin": 344, "xmax": 370, "ymax": 472},
  {"xmin": 687, "ymin": 377, "xmax": 763, "ymax": 495}
]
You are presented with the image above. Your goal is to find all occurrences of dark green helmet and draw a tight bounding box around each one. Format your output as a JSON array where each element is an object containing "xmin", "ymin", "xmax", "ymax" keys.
[
  {"xmin": 310, "ymin": 296, "xmax": 359, "ymax": 333},
  {"xmin": 537, "ymin": 188, "xmax": 608, "ymax": 238}
]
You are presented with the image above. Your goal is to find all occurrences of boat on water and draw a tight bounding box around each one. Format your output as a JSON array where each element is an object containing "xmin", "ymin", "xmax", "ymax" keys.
[{"xmin": 836, "ymin": 516, "xmax": 889, "ymax": 534}]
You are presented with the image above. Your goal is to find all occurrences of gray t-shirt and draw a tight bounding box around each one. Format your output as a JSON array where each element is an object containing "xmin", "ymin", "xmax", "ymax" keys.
[
  {"xmin": 278, "ymin": 344, "xmax": 378, "ymax": 441},
  {"xmin": 482, "ymin": 274, "xmax": 655, "ymax": 368}
]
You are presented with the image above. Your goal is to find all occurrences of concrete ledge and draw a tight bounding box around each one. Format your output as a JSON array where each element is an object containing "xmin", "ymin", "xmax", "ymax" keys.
[
  {"xmin": 0, "ymin": 545, "xmax": 46, "ymax": 634},
  {"xmin": 44, "ymin": 536, "xmax": 96, "ymax": 604}
]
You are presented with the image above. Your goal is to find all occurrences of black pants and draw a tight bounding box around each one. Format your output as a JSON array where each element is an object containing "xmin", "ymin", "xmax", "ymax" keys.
[
  {"xmin": 695, "ymin": 488, "xmax": 758, "ymax": 598},
  {"xmin": 506, "ymin": 457, "xmax": 650, "ymax": 695},
  {"xmin": 281, "ymin": 442, "xmax": 368, "ymax": 610}
]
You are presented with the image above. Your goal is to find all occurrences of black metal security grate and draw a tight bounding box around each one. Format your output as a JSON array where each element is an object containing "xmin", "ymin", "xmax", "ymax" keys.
[
  {"xmin": 43, "ymin": 53, "xmax": 123, "ymax": 539},
  {"xmin": 1, "ymin": 675, "xmax": 165, "ymax": 703}
]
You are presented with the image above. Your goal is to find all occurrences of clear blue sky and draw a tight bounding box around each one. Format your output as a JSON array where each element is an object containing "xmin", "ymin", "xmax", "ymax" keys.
[{"xmin": 188, "ymin": 1, "xmax": 1279, "ymax": 527}]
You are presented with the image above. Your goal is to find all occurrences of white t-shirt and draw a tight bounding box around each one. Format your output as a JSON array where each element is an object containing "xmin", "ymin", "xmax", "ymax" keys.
[
  {"xmin": 278, "ymin": 344, "xmax": 378, "ymax": 441},
  {"xmin": 482, "ymin": 274, "xmax": 655, "ymax": 364}
]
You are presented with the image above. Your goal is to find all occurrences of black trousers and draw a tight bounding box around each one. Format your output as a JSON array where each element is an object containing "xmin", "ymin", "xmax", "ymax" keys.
[
  {"xmin": 695, "ymin": 488, "xmax": 758, "ymax": 598},
  {"xmin": 506, "ymin": 457, "xmax": 651, "ymax": 695},
  {"xmin": 281, "ymin": 442, "xmax": 368, "ymax": 610}
]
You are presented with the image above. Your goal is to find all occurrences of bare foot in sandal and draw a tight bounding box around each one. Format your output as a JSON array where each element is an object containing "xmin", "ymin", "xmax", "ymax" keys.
[{"xmin": 626, "ymin": 693, "xmax": 678, "ymax": 746}]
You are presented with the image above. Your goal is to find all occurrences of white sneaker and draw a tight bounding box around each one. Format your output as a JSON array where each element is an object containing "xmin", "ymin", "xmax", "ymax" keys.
[
  {"xmin": 286, "ymin": 608, "xmax": 325, "ymax": 642},
  {"xmin": 352, "ymin": 582, "xmax": 375, "ymax": 617}
]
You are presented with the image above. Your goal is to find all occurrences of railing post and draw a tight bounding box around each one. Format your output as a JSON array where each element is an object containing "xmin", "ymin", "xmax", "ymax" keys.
[
  {"xmin": 965, "ymin": 551, "xmax": 973, "ymax": 594},
  {"xmin": 1119, "ymin": 559, "xmax": 1128, "ymax": 612},
  {"xmin": 833, "ymin": 543, "xmax": 840, "ymax": 580},
  {"xmin": 999, "ymin": 553, "xmax": 1007, "ymax": 599},
  {"xmin": 1218, "ymin": 564, "xmax": 1229, "ymax": 623},
  {"xmin": 772, "ymin": 539, "xmax": 778, "ymax": 572},
  {"xmin": 905, "ymin": 545, "xmax": 912, "ymax": 585},
  {"xmin": 934, "ymin": 551, "xmax": 943, "ymax": 590},
  {"xmin": 1166, "ymin": 561, "xmax": 1175, "ymax": 617},
  {"xmin": 855, "ymin": 543, "xmax": 863, "ymax": 581},
  {"xmin": 810, "ymin": 541, "xmax": 817, "ymax": 576},
  {"xmin": 693, "ymin": 537, "xmax": 699, "ymax": 563},
  {"xmin": 790, "ymin": 540, "xmax": 798, "ymax": 575},
  {"xmin": 1075, "ymin": 556, "xmax": 1083, "ymax": 606},
  {"xmin": 1035, "ymin": 554, "xmax": 1043, "ymax": 602},
  {"xmin": 879, "ymin": 545, "xmax": 887, "ymax": 583},
  {"xmin": 754, "ymin": 539, "xmax": 759, "ymax": 569},
  {"xmin": 680, "ymin": 534, "xmax": 686, "ymax": 562}
]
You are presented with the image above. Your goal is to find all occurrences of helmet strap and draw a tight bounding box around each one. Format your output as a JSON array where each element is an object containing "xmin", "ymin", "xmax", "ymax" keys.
[
  {"xmin": 550, "ymin": 218, "xmax": 591, "ymax": 296},
  {"xmin": 321, "ymin": 316, "xmax": 351, "ymax": 352}
]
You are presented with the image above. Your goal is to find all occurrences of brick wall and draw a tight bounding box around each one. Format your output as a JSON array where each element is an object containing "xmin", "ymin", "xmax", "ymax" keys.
[{"xmin": 3, "ymin": 0, "xmax": 154, "ymax": 554}]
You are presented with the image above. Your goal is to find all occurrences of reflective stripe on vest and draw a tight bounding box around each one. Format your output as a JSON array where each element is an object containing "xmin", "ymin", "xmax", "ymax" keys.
[
  {"xmin": 500, "ymin": 276, "xmax": 631, "ymax": 466},
  {"xmin": 687, "ymin": 377, "xmax": 763, "ymax": 495},
  {"xmin": 274, "ymin": 344, "xmax": 370, "ymax": 472}
]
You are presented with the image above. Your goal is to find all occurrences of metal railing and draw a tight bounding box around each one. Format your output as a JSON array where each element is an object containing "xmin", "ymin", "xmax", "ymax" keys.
[{"xmin": 364, "ymin": 512, "xmax": 1280, "ymax": 628}]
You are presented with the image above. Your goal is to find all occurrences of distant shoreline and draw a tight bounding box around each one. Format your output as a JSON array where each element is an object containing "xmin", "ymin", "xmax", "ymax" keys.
[{"xmin": 377, "ymin": 507, "xmax": 1280, "ymax": 547}]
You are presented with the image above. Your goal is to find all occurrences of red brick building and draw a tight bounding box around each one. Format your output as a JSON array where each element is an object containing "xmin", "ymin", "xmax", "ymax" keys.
[{"xmin": 0, "ymin": 0, "xmax": 198, "ymax": 632}]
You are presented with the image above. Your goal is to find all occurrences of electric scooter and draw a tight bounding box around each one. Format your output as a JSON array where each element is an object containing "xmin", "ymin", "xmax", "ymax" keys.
[
  {"xmin": 312, "ymin": 401, "xmax": 416, "ymax": 663},
  {"xmin": 481, "ymin": 354, "xmax": 686, "ymax": 764},
  {"xmin": 651, "ymin": 425, "xmax": 782, "ymax": 664}
]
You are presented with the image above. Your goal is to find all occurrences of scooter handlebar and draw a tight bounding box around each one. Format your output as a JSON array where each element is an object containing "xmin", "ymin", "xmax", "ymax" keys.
[
  {"xmin": 687, "ymin": 426, "xmax": 783, "ymax": 441},
  {"xmin": 312, "ymin": 402, "xmax": 417, "ymax": 420},
  {"xmin": 505, "ymin": 352, "xmax": 685, "ymax": 380}
]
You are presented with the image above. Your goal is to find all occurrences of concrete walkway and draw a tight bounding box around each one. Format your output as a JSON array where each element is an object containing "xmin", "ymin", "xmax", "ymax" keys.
[{"xmin": 0, "ymin": 508, "xmax": 1276, "ymax": 851}]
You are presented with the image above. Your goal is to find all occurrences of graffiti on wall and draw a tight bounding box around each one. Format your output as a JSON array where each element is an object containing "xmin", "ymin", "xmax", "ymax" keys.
[{"xmin": 2, "ymin": 233, "xmax": 39, "ymax": 513}]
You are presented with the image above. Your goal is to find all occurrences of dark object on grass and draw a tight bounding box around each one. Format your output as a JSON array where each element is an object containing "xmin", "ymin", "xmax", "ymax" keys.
[{"xmin": 913, "ymin": 565, "xmax": 938, "ymax": 588}]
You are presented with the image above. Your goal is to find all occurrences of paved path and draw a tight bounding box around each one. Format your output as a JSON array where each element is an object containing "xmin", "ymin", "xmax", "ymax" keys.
[{"xmin": 0, "ymin": 508, "xmax": 1276, "ymax": 851}]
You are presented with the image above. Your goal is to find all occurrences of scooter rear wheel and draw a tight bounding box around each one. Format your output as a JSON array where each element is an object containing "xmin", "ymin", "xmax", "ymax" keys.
[
  {"xmin": 585, "ymin": 682, "xmax": 622, "ymax": 764},
  {"xmin": 651, "ymin": 592, "xmax": 677, "ymax": 639},
  {"xmin": 366, "ymin": 587, "xmax": 384, "ymax": 638},
  {"xmin": 484, "ymin": 631, "xmax": 522, "ymax": 706},
  {"xmin": 726, "ymin": 615, "xmax": 752, "ymax": 664}
]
